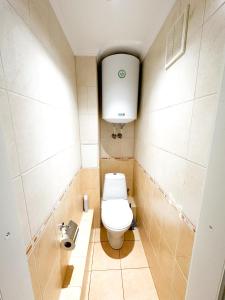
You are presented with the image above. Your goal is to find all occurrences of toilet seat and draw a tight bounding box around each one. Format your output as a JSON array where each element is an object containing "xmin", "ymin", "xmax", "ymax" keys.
[{"xmin": 101, "ymin": 199, "xmax": 133, "ymax": 231}]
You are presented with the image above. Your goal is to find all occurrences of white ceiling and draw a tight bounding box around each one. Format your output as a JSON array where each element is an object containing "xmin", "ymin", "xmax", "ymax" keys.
[{"xmin": 49, "ymin": 0, "xmax": 175, "ymax": 59}]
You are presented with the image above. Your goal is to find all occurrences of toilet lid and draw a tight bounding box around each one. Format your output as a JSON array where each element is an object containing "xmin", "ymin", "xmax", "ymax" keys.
[{"xmin": 102, "ymin": 199, "xmax": 133, "ymax": 231}]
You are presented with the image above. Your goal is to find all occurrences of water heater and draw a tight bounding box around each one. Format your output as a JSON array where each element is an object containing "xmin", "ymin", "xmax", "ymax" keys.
[{"xmin": 102, "ymin": 54, "xmax": 140, "ymax": 123}]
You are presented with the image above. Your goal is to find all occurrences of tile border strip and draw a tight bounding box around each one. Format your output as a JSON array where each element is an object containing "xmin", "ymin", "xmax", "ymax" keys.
[
  {"xmin": 136, "ymin": 161, "xmax": 196, "ymax": 232},
  {"xmin": 26, "ymin": 169, "xmax": 81, "ymax": 256}
]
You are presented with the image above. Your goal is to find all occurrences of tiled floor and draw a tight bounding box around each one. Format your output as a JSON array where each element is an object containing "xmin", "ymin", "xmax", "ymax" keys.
[{"xmin": 82, "ymin": 227, "xmax": 159, "ymax": 300}]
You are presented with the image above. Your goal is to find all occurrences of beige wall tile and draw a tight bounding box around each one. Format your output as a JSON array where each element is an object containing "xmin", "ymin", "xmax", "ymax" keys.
[
  {"xmin": 33, "ymin": 216, "xmax": 60, "ymax": 292},
  {"xmin": 162, "ymin": 204, "xmax": 181, "ymax": 256},
  {"xmin": 196, "ymin": 5, "xmax": 225, "ymax": 98},
  {"xmin": 176, "ymin": 221, "xmax": 195, "ymax": 278},
  {"xmin": 81, "ymin": 144, "xmax": 99, "ymax": 168},
  {"xmin": 22, "ymin": 146, "xmax": 80, "ymax": 236},
  {"xmin": 101, "ymin": 137, "xmax": 122, "ymax": 158},
  {"xmin": 0, "ymin": 1, "xmax": 83, "ymax": 299},
  {"xmin": 93, "ymin": 208, "xmax": 101, "ymax": 228},
  {"xmin": 159, "ymin": 237, "xmax": 175, "ymax": 280},
  {"xmin": 153, "ymin": 269, "xmax": 173, "ymax": 300},
  {"xmin": 151, "ymin": 187, "xmax": 167, "ymax": 229},
  {"xmin": 187, "ymin": 0, "xmax": 206, "ymax": 35},
  {"xmin": 100, "ymin": 120, "xmax": 135, "ymax": 159},
  {"xmin": 0, "ymin": 0, "xmax": 81, "ymax": 254},
  {"xmin": 28, "ymin": 252, "xmax": 42, "ymax": 300},
  {"xmin": 150, "ymin": 102, "xmax": 193, "ymax": 157},
  {"xmin": 9, "ymin": 93, "xmax": 66, "ymax": 172},
  {"xmin": 188, "ymin": 94, "xmax": 218, "ymax": 166},
  {"xmin": 27, "ymin": 171, "xmax": 83, "ymax": 299},
  {"xmin": 42, "ymin": 259, "xmax": 62, "ymax": 300},
  {"xmin": 0, "ymin": 56, "xmax": 5, "ymax": 88},
  {"xmin": 7, "ymin": 0, "xmax": 29, "ymax": 23},
  {"xmin": 79, "ymin": 114, "xmax": 98, "ymax": 144},
  {"xmin": 29, "ymin": 0, "xmax": 51, "ymax": 50},
  {"xmin": 75, "ymin": 56, "xmax": 99, "ymax": 170},
  {"xmin": 171, "ymin": 262, "xmax": 187, "ymax": 300},
  {"xmin": 135, "ymin": 0, "xmax": 225, "ymax": 231},
  {"xmin": 77, "ymin": 86, "xmax": 88, "ymax": 114},
  {"xmin": 182, "ymin": 162, "xmax": 206, "ymax": 225},
  {"xmin": 205, "ymin": 0, "xmax": 225, "ymax": 19},
  {"xmin": 87, "ymin": 86, "xmax": 98, "ymax": 114},
  {"xmin": 0, "ymin": 89, "xmax": 20, "ymax": 177},
  {"xmin": 80, "ymin": 168, "xmax": 100, "ymax": 191},
  {"xmin": 149, "ymin": 218, "xmax": 162, "ymax": 257},
  {"xmin": 75, "ymin": 56, "xmax": 97, "ymax": 87},
  {"xmin": 134, "ymin": 163, "xmax": 195, "ymax": 299},
  {"xmin": 12, "ymin": 177, "xmax": 31, "ymax": 247}
]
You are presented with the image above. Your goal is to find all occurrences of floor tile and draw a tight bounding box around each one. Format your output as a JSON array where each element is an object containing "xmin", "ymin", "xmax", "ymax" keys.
[
  {"xmin": 120, "ymin": 241, "xmax": 149, "ymax": 269},
  {"xmin": 92, "ymin": 242, "xmax": 120, "ymax": 270},
  {"xmin": 122, "ymin": 268, "xmax": 159, "ymax": 300},
  {"xmin": 124, "ymin": 228, "xmax": 141, "ymax": 241},
  {"xmin": 94, "ymin": 227, "xmax": 108, "ymax": 242},
  {"xmin": 89, "ymin": 270, "xmax": 124, "ymax": 300}
]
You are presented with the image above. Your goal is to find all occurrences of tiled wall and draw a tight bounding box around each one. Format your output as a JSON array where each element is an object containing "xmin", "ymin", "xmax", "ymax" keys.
[
  {"xmin": 134, "ymin": 161, "xmax": 194, "ymax": 300},
  {"xmin": 0, "ymin": 2, "xmax": 83, "ymax": 299},
  {"xmin": 75, "ymin": 57, "xmax": 100, "ymax": 228},
  {"xmin": 80, "ymin": 168, "xmax": 100, "ymax": 228},
  {"xmin": 0, "ymin": 1, "xmax": 81, "ymax": 247},
  {"xmin": 135, "ymin": 0, "xmax": 225, "ymax": 226},
  {"xmin": 75, "ymin": 56, "xmax": 99, "ymax": 169},
  {"xmin": 27, "ymin": 171, "xmax": 83, "ymax": 300},
  {"xmin": 100, "ymin": 103, "xmax": 135, "ymax": 198},
  {"xmin": 100, "ymin": 120, "xmax": 135, "ymax": 159},
  {"xmin": 100, "ymin": 158, "xmax": 134, "ymax": 197}
]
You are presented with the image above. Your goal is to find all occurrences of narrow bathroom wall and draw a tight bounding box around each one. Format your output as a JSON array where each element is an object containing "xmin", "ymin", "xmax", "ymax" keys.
[
  {"xmin": 75, "ymin": 56, "xmax": 101, "ymax": 228},
  {"xmin": 134, "ymin": 0, "xmax": 225, "ymax": 299},
  {"xmin": 186, "ymin": 63, "xmax": 225, "ymax": 300},
  {"xmin": 0, "ymin": 0, "xmax": 83, "ymax": 299},
  {"xmin": 100, "ymin": 121, "xmax": 135, "ymax": 196}
]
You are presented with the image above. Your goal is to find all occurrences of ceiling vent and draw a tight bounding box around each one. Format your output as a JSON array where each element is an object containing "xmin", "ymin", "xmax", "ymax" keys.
[{"xmin": 165, "ymin": 5, "xmax": 190, "ymax": 69}]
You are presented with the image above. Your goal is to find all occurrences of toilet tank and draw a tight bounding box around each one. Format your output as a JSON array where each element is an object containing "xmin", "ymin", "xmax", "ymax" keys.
[
  {"xmin": 103, "ymin": 173, "xmax": 127, "ymax": 200},
  {"xmin": 102, "ymin": 54, "xmax": 140, "ymax": 124}
]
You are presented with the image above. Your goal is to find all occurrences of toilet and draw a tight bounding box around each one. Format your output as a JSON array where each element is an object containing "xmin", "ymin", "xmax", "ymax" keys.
[{"xmin": 101, "ymin": 173, "xmax": 133, "ymax": 249}]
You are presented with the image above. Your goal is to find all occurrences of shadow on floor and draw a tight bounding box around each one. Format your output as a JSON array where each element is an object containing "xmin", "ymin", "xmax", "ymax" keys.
[{"xmin": 100, "ymin": 228, "xmax": 135, "ymax": 258}]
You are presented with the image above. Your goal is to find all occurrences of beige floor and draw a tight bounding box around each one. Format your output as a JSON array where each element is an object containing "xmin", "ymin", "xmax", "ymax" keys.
[{"xmin": 82, "ymin": 227, "xmax": 159, "ymax": 300}]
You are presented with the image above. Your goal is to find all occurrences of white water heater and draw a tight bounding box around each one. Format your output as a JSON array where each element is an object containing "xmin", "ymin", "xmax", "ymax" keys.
[{"xmin": 102, "ymin": 54, "xmax": 140, "ymax": 123}]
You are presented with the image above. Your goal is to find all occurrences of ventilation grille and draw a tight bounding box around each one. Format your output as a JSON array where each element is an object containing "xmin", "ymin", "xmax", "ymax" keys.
[{"xmin": 165, "ymin": 5, "xmax": 190, "ymax": 69}]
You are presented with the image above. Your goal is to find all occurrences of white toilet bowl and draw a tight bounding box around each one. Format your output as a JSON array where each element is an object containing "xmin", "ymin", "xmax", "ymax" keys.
[{"xmin": 101, "ymin": 199, "xmax": 133, "ymax": 249}]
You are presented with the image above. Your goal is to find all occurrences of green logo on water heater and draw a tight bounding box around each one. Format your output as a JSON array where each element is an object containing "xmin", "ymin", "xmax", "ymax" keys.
[{"xmin": 118, "ymin": 69, "xmax": 126, "ymax": 78}]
